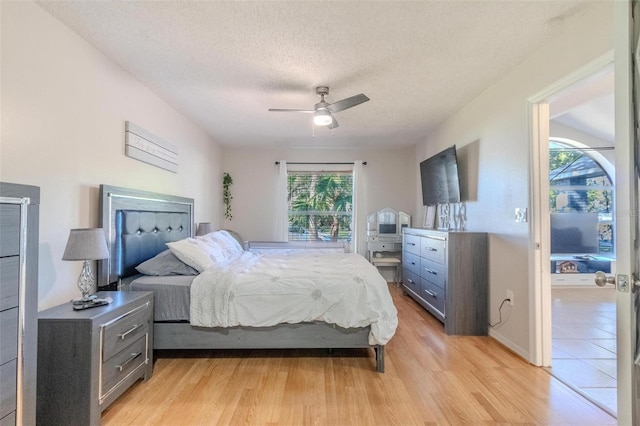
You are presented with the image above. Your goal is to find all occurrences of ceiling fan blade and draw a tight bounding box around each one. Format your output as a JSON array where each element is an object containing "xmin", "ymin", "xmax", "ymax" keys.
[
  {"xmin": 268, "ymin": 108, "xmax": 315, "ymax": 113},
  {"xmin": 328, "ymin": 117, "xmax": 340, "ymax": 129},
  {"xmin": 327, "ymin": 94, "xmax": 370, "ymax": 113}
]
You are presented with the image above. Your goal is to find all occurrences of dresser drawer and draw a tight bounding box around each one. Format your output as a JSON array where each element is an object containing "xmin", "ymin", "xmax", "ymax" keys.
[
  {"xmin": 101, "ymin": 335, "xmax": 148, "ymax": 399},
  {"xmin": 421, "ymin": 258, "xmax": 446, "ymax": 289},
  {"xmin": 0, "ymin": 257, "xmax": 19, "ymax": 312},
  {"xmin": 102, "ymin": 304, "xmax": 150, "ymax": 361},
  {"xmin": 0, "ymin": 359, "xmax": 17, "ymax": 420},
  {"xmin": 403, "ymin": 234, "xmax": 421, "ymax": 256},
  {"xmin": 421, "ymin": 279, "xmax": 446, "ymax": 315},
  {"xmin": 402, "ymin": 270, "xmax": 420, "ymax": 295},
  {"xmin": 402, "ymin": 251, "xmax": 421, "ymax": 276},
  {"xmin": 0, "ymin": 205, "xmax": 20, "ymax": 258},
  {"xmin": 0, "ymin": 308, "xmax": 17, "ymax": 365},
  {"xmin": 421, "ymin": 236, "xmax": 446, "ymax": 264}
]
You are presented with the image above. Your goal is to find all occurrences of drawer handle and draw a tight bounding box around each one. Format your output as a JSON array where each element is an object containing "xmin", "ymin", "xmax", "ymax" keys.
[
  {"xmin": 117, "ymin": 351, "xmax": 143, "ymax": 372},
  {"xmin": 424, "ymin": 289, "xmax": 437, "ymax": 298},
  {"xmin": 426, "ymin": 247, "xmax": 438, "ymax": 252},
  {"xmin": 407, "ymin": 278, "xmax": 415, "ymax": 284},
  {"xmin": 118, "ymin": 323, "xmax": 143, "ymax": 340},
  {"xmin": 410, "ymin": 261, "xmax": 416, "ymax": 266},
  {"xmin": 425, "ymin": 268, "xmax": 437, "ymax": 276},
  {"xmin": 409, "ymin": 242, "xmax": 416, "ymax": 246}
]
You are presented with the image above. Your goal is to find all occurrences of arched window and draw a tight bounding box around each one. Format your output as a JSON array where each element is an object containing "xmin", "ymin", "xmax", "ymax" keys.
[{"xmin": 549, "ymin": 139, "xmax": 614, "ymax": 254}]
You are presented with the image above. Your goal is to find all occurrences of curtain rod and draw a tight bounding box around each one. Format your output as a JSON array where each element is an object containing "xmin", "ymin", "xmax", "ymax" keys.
[{"xmin": 275, "ymin": 161, "xmax": 367, "ymax": 165}]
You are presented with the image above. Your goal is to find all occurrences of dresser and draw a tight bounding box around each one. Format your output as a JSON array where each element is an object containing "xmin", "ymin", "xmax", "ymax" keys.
[
  {"xmin": 37, "ymin": 291, "xmax": 154, "ymax": 425},
  {"xmin": 402, "ymin": 227, "xmax": 488, "ymax": 335},
  {"xmin": 0, "ymin": 183, "xmax": 39, "ymax": 426}
]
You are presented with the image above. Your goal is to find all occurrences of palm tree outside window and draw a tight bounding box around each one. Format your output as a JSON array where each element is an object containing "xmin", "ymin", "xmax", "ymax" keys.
[{"xmin": 287, "ymin": 171, "xmax": 353, "ymax": 242}]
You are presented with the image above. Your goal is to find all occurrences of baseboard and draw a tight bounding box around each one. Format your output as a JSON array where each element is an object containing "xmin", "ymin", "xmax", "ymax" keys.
[{"xmin": 488, "ymin": 329, "xmax": 530, "ymax": 362}]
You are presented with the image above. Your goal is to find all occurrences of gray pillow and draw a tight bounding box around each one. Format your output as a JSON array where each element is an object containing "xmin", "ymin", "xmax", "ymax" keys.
[{"xmin": 135, "ymin": 249, "xmax": 199, "ymax": 276}]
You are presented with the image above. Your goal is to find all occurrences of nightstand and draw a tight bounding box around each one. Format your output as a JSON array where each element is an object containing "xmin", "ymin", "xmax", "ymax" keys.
[{"xmin": 36, "ymin": 291, "xmax": 154, "ymax": 426}]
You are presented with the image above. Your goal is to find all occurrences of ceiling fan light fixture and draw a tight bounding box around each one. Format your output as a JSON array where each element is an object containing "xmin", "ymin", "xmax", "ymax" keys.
[{"xmin": 313, "ymin": 110, "xmax": 333, "ymax": 126}]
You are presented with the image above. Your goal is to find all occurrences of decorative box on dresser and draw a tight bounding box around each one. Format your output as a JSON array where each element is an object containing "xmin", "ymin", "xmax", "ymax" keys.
[
  {"xmin": 402, "ymin": 227, "xmax": 488, "ymax": 335},
  {"xmin": 37, "ymin": 291, "xmax": 154, "ymax": 426},
  {"xmin": 0, "ymin": 182, "xmax": 39, "ymax": 426}
]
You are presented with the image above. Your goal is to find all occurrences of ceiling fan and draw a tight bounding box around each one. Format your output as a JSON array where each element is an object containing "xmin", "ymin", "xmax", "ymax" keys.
[{"xmin": 268, "ymin": 86, "xmax": 370, "ymax": 129}]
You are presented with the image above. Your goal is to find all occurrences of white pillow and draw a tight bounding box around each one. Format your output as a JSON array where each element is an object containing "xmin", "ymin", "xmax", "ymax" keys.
[
  {"xmin": 166, "ymin": 237, "xmax": 226, "ymax": 272},
  {"xmin": 200, "ymin": 230, "xmax": 243, "ymax": 258}
]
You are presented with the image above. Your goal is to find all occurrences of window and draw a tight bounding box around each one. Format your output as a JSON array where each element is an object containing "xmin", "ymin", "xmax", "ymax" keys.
[
  {"xmin": 549, "ymin": 140, "xmax": 614, "ymax": 254},
  {"xmin": 287, "ymin": 171, "xmax": 353, "ymax": 242}
]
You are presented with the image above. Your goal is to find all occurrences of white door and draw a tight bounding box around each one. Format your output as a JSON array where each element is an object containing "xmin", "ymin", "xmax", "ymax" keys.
[{"xmin": 613, "ymin": 1, "xmax": 639, "ymax": 423}]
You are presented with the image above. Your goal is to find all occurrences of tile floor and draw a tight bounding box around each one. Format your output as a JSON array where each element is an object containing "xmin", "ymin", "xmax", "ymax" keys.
[{"xmin": 548, "ymin": 286, "xmax": 617, "ymax": 416}]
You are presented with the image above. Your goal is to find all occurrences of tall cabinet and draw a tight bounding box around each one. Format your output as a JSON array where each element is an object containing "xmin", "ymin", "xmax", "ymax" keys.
[
  {"xmin": 0, "ymin": 183, "xmax": 39, "ymax": 425},
  {"xmin": 402, "ymin": 227, "xmax": 487, "ymax": 335}
]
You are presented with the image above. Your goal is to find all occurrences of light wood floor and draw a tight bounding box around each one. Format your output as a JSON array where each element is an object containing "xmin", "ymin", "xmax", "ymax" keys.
[{"xmin": 102, "ymin": 285, "xmax": 616, "ymax": 425}]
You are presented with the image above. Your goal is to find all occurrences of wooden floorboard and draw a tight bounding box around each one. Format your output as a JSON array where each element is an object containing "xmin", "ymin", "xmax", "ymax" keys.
[{"xmin": 102, "ymin": 285, "xmax": 617, "ymax": 425}]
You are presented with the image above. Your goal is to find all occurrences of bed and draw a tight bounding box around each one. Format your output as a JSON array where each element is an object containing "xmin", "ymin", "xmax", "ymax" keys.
[{"xmin": 97, "ymin": 184, "xmax": 397, "ymax": 372}]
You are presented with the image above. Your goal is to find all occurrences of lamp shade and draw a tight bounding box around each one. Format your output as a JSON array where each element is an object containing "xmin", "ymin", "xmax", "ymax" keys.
[
  {"xmin": 196, "ymin": 222, "xmax": 213, "ymax": 236},
  {"xmin": 62, "ymin": 228, "xmax": 109, "ymax": 261}
]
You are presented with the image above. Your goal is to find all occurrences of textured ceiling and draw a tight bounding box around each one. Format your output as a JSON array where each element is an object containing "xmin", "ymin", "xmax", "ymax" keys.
[{"xmin": 37, "ymin": 1, "xmax": 601, "ymax": 148}]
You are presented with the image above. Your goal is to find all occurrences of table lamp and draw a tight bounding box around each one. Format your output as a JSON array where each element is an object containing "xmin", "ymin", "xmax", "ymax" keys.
[
  {"xmin": 196, "ymin": 222, "xmax": 213, "ymax": 236},
  {"xmin": 62, "ymin": 228, "xmax": 109, "ymax": 301}
]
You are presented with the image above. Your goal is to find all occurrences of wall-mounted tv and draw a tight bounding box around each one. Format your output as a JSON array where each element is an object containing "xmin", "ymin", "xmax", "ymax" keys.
[{"xmin": 420, "ymin": 145, "xmax": 461, "ymax": 206}]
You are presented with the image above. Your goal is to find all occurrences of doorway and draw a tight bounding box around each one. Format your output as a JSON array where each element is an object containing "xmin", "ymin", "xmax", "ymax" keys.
[{"xmin": 529, "ymin": 59, "xmax": 617, "ymax": 415}]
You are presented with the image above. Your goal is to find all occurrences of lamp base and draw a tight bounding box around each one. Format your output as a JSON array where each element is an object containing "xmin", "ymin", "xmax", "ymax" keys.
[{"xmin": 77, "ymin": 260, "xmax": 96, "ymax": 301}]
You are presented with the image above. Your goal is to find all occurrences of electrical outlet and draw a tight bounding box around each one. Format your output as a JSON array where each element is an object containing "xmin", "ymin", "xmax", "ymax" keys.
[{"xmin": 506, "ymin": 290, "xmax": 514, "ymax": 306}]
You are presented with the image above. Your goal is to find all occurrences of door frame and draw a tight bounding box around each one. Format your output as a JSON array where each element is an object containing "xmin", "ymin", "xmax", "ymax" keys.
[{"xmin": 528, "ymin": 51, "xmax": 614, "ymax": 368}]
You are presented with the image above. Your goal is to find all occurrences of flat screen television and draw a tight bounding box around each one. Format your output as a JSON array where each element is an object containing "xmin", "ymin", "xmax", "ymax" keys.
[
  {"xmin": 420, "ymin": 145, "xmax": 461, "ymax": 205},
  {"xmin": 550, "ymin": 212, "xmax": 599, "ymax": 254}
]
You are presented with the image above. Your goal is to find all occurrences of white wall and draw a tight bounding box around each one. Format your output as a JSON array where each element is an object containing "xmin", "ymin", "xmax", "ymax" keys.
[
  {"xmin": 1, "ymin": 1, "xmax": 222, "ymax": 310},
  {"xmin": 222, "ymin": 146, "xmax": 416, "ymax": 247},
  {"xmin": 415, "ymin": 2, "xmax": 613, "ymax": 359}
]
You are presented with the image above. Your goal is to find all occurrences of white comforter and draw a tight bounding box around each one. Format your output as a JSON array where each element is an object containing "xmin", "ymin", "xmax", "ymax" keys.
[{"xmin": 190, "ymin": 251, "xmax": 398, "ymax": 345}]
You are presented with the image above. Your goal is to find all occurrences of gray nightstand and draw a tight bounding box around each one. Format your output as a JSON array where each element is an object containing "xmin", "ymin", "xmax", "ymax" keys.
[{"xmin": 36, "ymin": 291, "xmax": 154, "ymax": 426}]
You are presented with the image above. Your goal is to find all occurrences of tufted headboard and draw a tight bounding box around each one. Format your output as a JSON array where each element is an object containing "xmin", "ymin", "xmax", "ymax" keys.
[{"xmin": 98, "ymin": 185, "xmax": 194, "ymax": 288}]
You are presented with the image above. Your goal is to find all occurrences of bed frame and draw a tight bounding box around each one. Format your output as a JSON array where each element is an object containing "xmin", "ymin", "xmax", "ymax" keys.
[{"xmin": 98, "ymin": 185, "xmax": 385, "ymax": 372}]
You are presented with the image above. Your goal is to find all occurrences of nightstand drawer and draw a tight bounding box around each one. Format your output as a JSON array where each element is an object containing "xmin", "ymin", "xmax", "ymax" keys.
[
  {"xmin": 101, "ymin": 335, "xmax": 148, "ymax": 398},
  {"xmin": 102, "ymin": 303, "xmax": 150, "ymax": 361}
]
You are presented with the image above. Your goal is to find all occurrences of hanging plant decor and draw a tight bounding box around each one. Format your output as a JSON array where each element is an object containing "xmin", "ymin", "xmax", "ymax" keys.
[{"xmin": 223, "ymin": 172, "xmax": 233, "ymax": 220}]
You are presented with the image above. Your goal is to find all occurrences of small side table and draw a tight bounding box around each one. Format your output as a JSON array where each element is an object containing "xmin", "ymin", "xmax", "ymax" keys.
[{"xmin": 36, "ymin": 291, "xmax": 154, "ymax": 426}]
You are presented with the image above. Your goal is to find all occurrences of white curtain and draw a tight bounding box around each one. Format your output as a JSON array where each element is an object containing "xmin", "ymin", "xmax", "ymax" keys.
[
  {"xmin": 352, "ymin": 160, "xmax": 366, "ymax": 255},
  {"xmin": 275, "ymin": 161, "xmax": 288, "ymax": 241}
]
